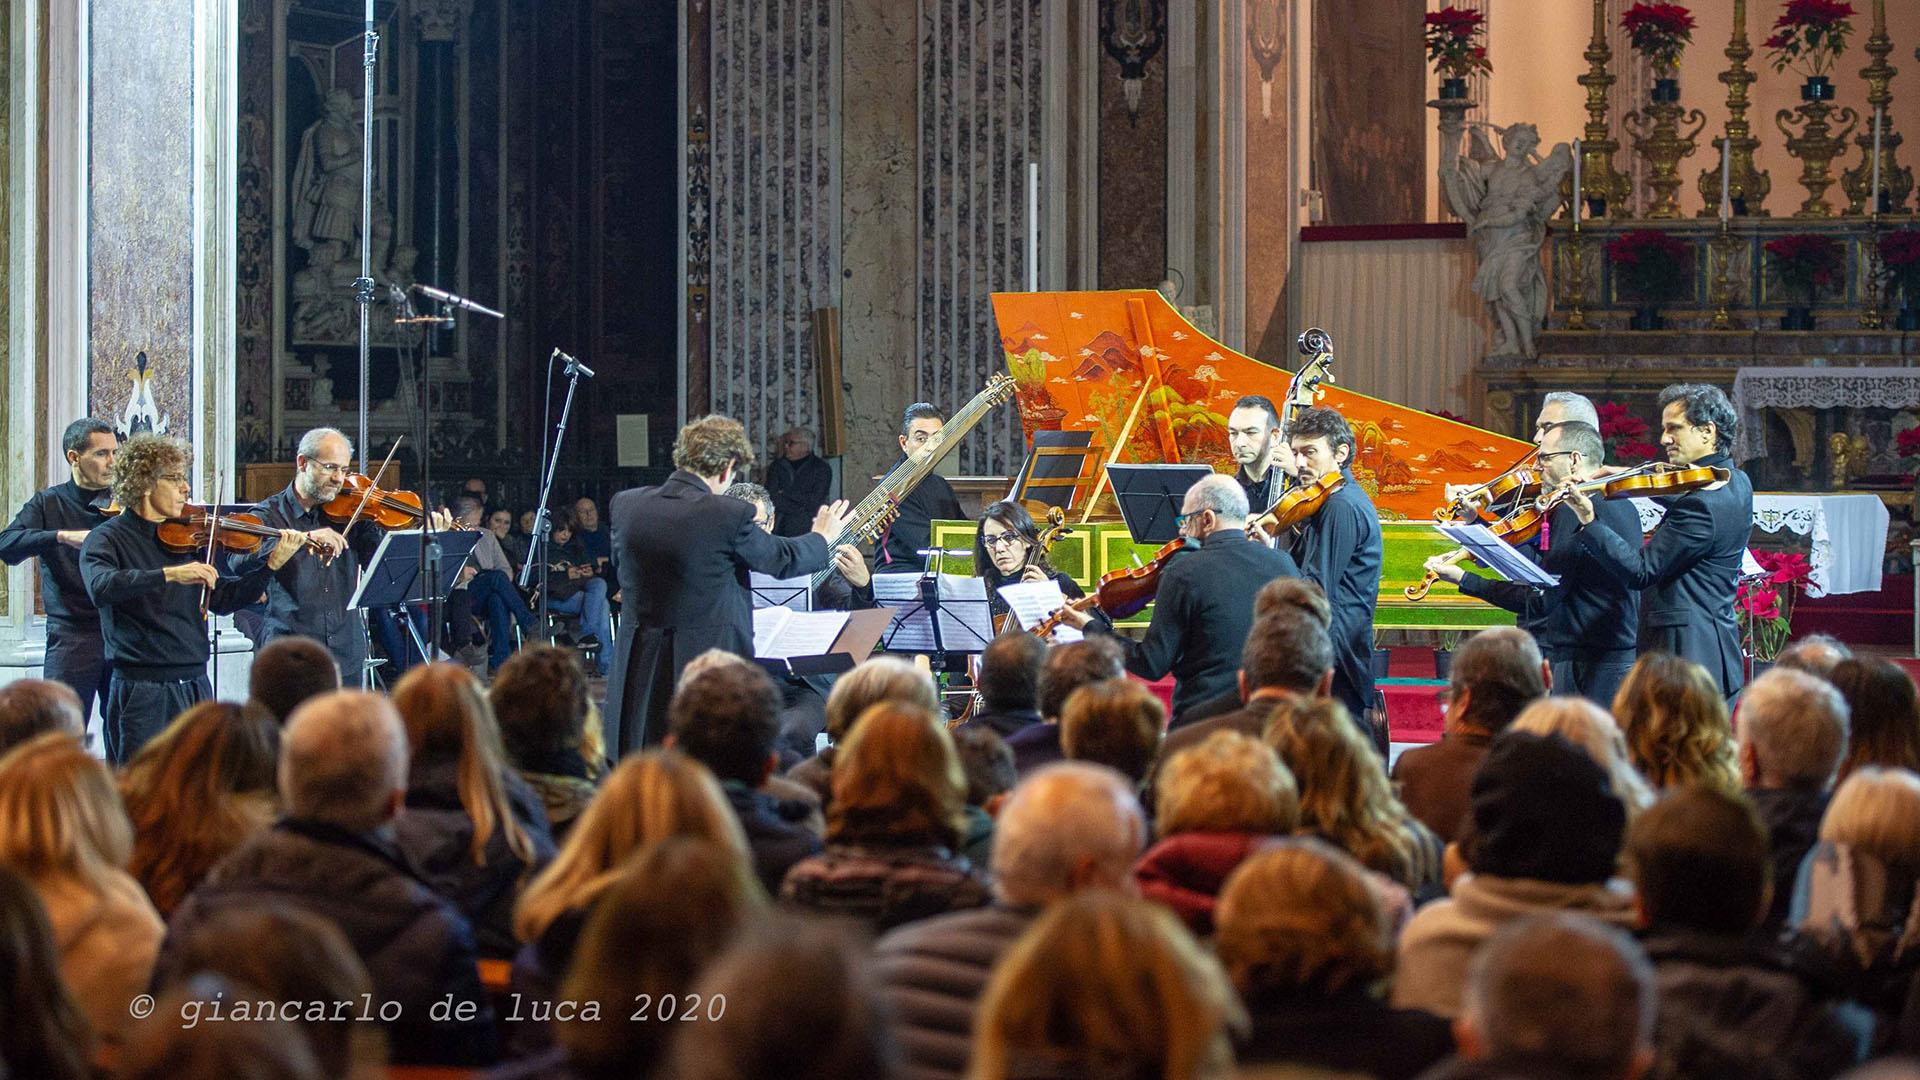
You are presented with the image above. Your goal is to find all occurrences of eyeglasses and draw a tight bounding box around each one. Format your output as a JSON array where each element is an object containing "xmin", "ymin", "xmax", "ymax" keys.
[
  {"xmin": 1175, "ymin": 510, "xmax": 1211, "ymax": 530},
  {"xmin": 981, "ymin": 532, "xmax": 1024, "ymax": 550},
  {"xmin": 159, "ymin": 473, "xmax": 189, "ymax": 485},
  {"xmin": 1536, "ymin": 450, "xmax": 1577, "ymax": 461},
  {"xmin": 311, "ymin": 461, "xmax": 348, "ymax": 475}
]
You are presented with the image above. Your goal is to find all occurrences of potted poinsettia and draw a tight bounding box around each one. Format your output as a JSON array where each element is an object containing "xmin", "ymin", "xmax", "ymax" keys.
[
  {"xmin": 1765, "ymin": 233, "xmax": 1843, "ymax": 329},
  {"xmin": 1597, "ymin": 401, "xmax": 1664, "ymax": 464},
  {"xmin": 1425, "ymin": 7, "xmax": 1490, "ymax": 99},
  {"xmin": 1621, "ymin": 3, "xmax": 1698, "ymax": 101},
  {"xmin": 1895, "ymin": 425, "xmax": 1920, "ymax": 488},
  {"xmin": 1879, "ymin": 228, "xmax": 1920, "ymax": 330},
  {"xmin": 1764, "ymin": 0, "xmax": 1857, "ymax": 100},
  {"xmin": 1738, "ymin": 550, "xmax": 1813, "ymax": 666},
  {"xmin": 1606, "ymin": 229, "xmax": 1692, "ymax": 328}
]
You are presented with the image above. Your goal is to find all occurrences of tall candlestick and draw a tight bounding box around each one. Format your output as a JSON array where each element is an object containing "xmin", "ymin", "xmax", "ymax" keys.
[
  {"xmin": 1872, "ymin": 106, "xmax": 1885, "ymax": 213},
  {"xmin": 1720, "ymin": 138, "xmax": 1732, "ymax": 220},
  {"xmin": 1573, "ymin": 138, "xmax": 1583, "ymax": 225}
]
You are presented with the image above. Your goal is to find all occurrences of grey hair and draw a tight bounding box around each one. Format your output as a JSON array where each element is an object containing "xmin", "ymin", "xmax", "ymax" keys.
[
  {"xmin": 1184, "ymin": 474, "xmax": 1250, "ymax": 522},
  {"xmin": 1541, "ymin": 392, "xmax": 1599, "ymax": 431},
  {"xmin": 278, "ymin": 691, "xmax": 408, "ymax": 832},
  {"xmin": 1465, "ymin": 912, "xmax": 1656, "ymax": 1076},
  {"xmin": 296, "ymin": 427, "xmax": 352, "ymax": 461},
  {"xmin": 1741, "ymin": 667, "xmax": 1850, "ymax": 787},
  {"xmin": 1511, "ymin": 697, "xmax": 1655, "ymax": 816},
  {"xmin": 1773, "ymin": 634, "xmax": 1853, "ymax": 680},
  {"xmin": 724, "ymin": 482, "xmax": 773, "ymax": 516},
  {"xmin": 990, "ymin": 762, "xmax": 1146, "ymax": 906}
]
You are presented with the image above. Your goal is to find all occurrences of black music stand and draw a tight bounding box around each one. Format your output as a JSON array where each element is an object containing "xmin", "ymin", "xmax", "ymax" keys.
[
  {"xmin": 1009, "ymin": 430, "xmax": 1096, "ymax": 509},
  {"xmin": 1104, "ymin": 464, "xmax": 1215, "ymax": 544},
  {"xmin": 349, "ymin": 528, "xmax": 480, "ymax": 664}
]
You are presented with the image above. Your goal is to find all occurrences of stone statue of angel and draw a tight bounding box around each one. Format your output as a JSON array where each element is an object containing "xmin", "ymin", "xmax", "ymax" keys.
[{"xmin": 1441, "ymin": 122, "xmax": 1572, "ymax": 359}]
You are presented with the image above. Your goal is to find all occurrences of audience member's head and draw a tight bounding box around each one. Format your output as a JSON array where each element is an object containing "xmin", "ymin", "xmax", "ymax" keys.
[
  {"xmin": 664, "ymin": 915, "xmax": 895, "ymax": 1080},
  {"xmin": 1457, "ymin": 912, "xmax": 1655, "ymax": 1080},
  {"xmin": 669, "ymin": 659, "xmax": 783, "ymax": 787},
  {"xmin": 972, "ymin": 889, "xmax": 1244, "ymax": 1080},
  {"xmin": 1267, "ymin": 698, "xmax": 1432, "ymax": 886},
  {"xmin": 247, "ymin": 636, "xmax": 342, "ymax": 725},
  {"xmin": 823, "ymin": 656, "xmax": 942, "ymax": 744},
  {"xmin": 490, "ymin": 645, "xmax": 600, "ymax": 774},
  {"xmin": 1773, "ymin": 634, "xmax": 1852, "ymax": 680},
  {"xmin": 1469, "ymin": 731, "xmax": 1626, "ymax": 885},
  {"xmin": 1738, "ymin": 666, "xmax": 1851, "ymax": 790},
  {"xmin": 120, "ymin": 701, "xmax": 279, "ymax": 915},
  {"xmin": 278, "ymin": 691, "xmax": 408, "ymax": 835},
  {"xmin": 1060, "ymin": 678, "xmax": 1165, "ymax": 786},
  {"xmin": 977, "ymin": 632, "xmax": 1047, "ymax": 714},
  {"xmin": 1240, "ymin": 608, "xmax": 1335, "ymax": 700},
  {"xmin": 0, "ymin": 863, "xmax": 93, "ymax": 1080},
  {"xmin": 1829, "ymin": 657, "xmax": 1920, "ymax": 785},
  {"xmin": 1613, "ymin": 653, "xmax": 1739, "ymax": 791},
  {"xmin": 152, "ymin": 902, "xmax": 383, "ymax": 1078},
  {"xmin": 557, "ymin": 837, "xmax": 768, "ymax": 1078},
  {"xmin": 950, "ymin": 725, "xmax": 1017, "ymax": 808},
  {"xmin": 1216, "ymin": 838, "xmax": 1392, "ymax": 1002},
  {"xmin": 1155, "ymin": 729, "xmax": 1299, "ymax": 838},
  {"xmin": 1626, "ymin": 785, "xmax": 1769, "ymax": 936},
  {"xmin": 1253, "ymin": 576, "xmax": 1331, "ymax": 628},
  {"xmin": 118, "ymin": 974, "xmax": 325, "ymax": 1080},
  {"xmin": 1447, "ymin": 628, "xmax": 1548, "ymax": 736},
  {"xmin": 514, "ymin": 749, "xmax": 747, "ymax": 943},
  {"xmin": 991, "ymin": 763, "xmax": 1146, "ymax": 907},
  {"xmin": 0, "ymin": 732, "xmax": 134, "ymax": 889},
  {"xmin": 393, "ymin": 663, "xmax": 535, "ymax": 866},
  {"xmin": 1039, "ymin": 637, "xmax": 1126, "ymax": 721},
  {"xmin": 828, "ymin": 703, "xmax": 968, "ymax": 849},
  {"xmin": 1819, "ymin": 766, "xmax": 1920, "ymax": 869},
  {"xmin": 1510, "ymin": 697, "xmax": 1655, "ymax": 816},
  {"xmin": 0, "ymin": 678, "xmax": 84, "ymax": 753}
]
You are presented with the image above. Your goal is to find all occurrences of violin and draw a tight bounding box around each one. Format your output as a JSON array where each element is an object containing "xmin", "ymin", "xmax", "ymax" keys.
[
  {"xmin": 1029, "ymin": 536, "xmax": 1195, "ymax": 639},
  {"xmin": 1249, "ymin": 471, "xmax": 1344, "ymax": 537},
  {"xmin": 157, "ymin": 505, "xmax": 332, "ymax": 557},
  {"xmin": 1533, "ymin": 461, "xmax": 1729, "ymax": 511},
  {"xmin": 321, "ymin": 474, "xmax": 426, "ymax": 530},
  {"xmin": 1433, "ymin": 449, "xmax": 1541, "ymax": 524}
]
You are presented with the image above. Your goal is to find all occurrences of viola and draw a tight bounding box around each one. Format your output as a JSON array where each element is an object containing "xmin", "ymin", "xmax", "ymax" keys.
[
  {"xmin": 1433, "ymin": 450, "xmax": 1541, "ymax": 524},
  {"xmin": 321, "ymin": 474, "xmax": 426, "ymax": 530},
  {"xmin": 1030, "ymin": 535, "xmax": 1196, "ymax": 638},
  {"xmin": 1249, "ymin": 470, "xmax": 1344, "ymax": 537},
  {"xmin": 157, "ymin": 505, "xmax": 332, "ymax": 557}
]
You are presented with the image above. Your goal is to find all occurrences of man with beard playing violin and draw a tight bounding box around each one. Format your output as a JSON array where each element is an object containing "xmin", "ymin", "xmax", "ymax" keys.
[
  {"xmin": 1422, "ymin": 420, "xmax": 1641, "ymax": 706},
  {"xmin": 80, "ymin": 434, "xmax": 309, "ymax": 763}
]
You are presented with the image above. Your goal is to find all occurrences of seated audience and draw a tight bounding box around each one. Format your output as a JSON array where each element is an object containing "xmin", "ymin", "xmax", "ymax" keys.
[
  {"xmin": 1137, "ymin": 729, "xmax": 1299, "ymax": 935},
  {"xmin": 1005, "ymin": 636, "xmax": 1126, "ymax": 775},
  {"xmin": 151, "ymin": 903, "xmax": 387, "ymax": 1079},
  {"xmin": 1393, "ymin": 627, "xmax": 1548, "ymax": 843},
  {"xmin": 1830, "ymin": 657, "xmax": 1920, "ymax": 785},
  {"xmin": 681, "ymin": 649, "xmax": 825, "ymax": 828},
  {"xmin": 1614, "ymin": 652, "xmax": 1740, "ymax": 792},
  {"xmin": 119, "ymin": 700, "xmax": 279, "ymax": 917},
  {"xmin": 1774, "ymin": 633, "xmax": 1854, "ymax": 681},
  {"xmin": 1155, "ymin": 608, "xmax": 1333, "ymax": 775},
  {"xmin": 949, "ymin": 724, "xmax": 1016, "ymax": 865},
  {"xmin": 1215, "ymin": 838, "xmax": 1453, "ymax": 1080},
  {"xmin": 1510, "ymin": 696, "xmax": 1656, "ymax": 818},
  {"xmin": 1738, "ymin": 667, "xmax": 1852, "ymax": 930},
  {"xmin": 489, "ymin": 645, "xmax": 605, "ymax": 840},
  {"xmin": 1793, "ymin": 767, "xmax": 1920, "ymax": 1025},
  {"xmin": 874, "ymin": 762, "xmax": 1147, "ymax": 1080},
  {"xmin": 663, "ymin": 914, "xmax": 897, "ymax": 1080},
  {"xmin": 781, "ymin": 703, "xmax": 991, "ymax": 932},
  {"xmin": 956, "ymin": 631, "xmax": 1047, "ymax": 738},
  {"xmin": 0, "ymin": 732, "xmax": 163, "ymax": 1045},
  {"xmin": 970, "ymin": 889, "xmax": 1245, "ymax": 1080},
  {"xmin": 789, "ymin": 656, "xmax": 942, "ymax": 805},
  {"xmin": 1060, "ymin": 677, "xmax": 1165, "ymax": 791},
  {"xmin": 0, "ymin": 862, "xmax": 94, "ymax": 1080},
  {"xmin": 667, "ymin": 659, "xmax": 824, "ymax": 894},
  {"xmin": 247, "ymin": 634, "xmax": 342, "ymax": 725},
  {"xmin": 1424, "ymin": 912, "xmax": 1656, "ymax": 1080},
  {"xmin": 391, "ymin": 663, "xmax": 556, "ymax": 958},
  {"xmin": 118, "ymin": 974, "xmax": 326, "ymax": 1080},
  {"xmin": 163, "ymin": 690, "xmax": 497, "ymax": 1066},
  {"xmin": 1626, "ymin": 784, "xmax": 1866, "ymax": 1079},
  {"xmin": 0, "ymin": 677, "xmax": 85, "ymax": 753},
  {"xmin": 1269, "ymin": 698, "xmax": 1443, "ymax": 897},
  {"xmin": 1395, "ymin": 731, "xmax": 1634, "ymax": 1019}
]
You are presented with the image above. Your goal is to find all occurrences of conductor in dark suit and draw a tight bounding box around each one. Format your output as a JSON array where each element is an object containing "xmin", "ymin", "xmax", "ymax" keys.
[
  {"xmin": 604, "ymin": 415, "xmax": 851, "ymax": 757},
  {"xmin": 1061, "ymin": 473, "xmax": 1300, "ymax": 719},
  {"xmin": 1561, "ymin": 384, "xmax": 1753, "ymax": 700}
]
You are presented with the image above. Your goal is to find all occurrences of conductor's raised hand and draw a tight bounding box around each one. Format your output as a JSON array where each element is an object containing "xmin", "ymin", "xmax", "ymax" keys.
[
  {"xmin": 811, "ymin": 499, "xmax": 852, "ymax": 540},
  {"xmin": 163, "ymin": 562, "xmax": 220, "ymax": 590}
]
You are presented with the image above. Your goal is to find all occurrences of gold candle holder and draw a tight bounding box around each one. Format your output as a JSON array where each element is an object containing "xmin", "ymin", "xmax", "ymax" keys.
[
  {"xmin": 1842, "ymin": 0, "xmax": 1913, "ymax": 213},
  {"xmin": 1863, "ymin": 216, "xmax": 1888, "ymax": 329},
  {"xmin": 1625, "ymin": 85, "xmax": 1707, "ymax": 219},
  {"xmin": 1698, "ymin": 0, "xmax": 1770, "ymax": 215},
  {"xmin": 1575, "ymin": 0, "xmax": 1632, "ymax": 216},
  {"xmin": 1709, "ymin": 219, "xmax": 1737, "ymax": 330},
  {"xmin": 1564, "ymin": 222, "xmax": 1592, "ymax": 331},
  {"xmin": 1779, "ymin": 91, "xmax": 1861, "ymax": 217}
]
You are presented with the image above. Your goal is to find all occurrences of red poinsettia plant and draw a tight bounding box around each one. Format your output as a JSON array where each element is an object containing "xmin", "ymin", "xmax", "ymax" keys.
[
  {"xmin": 1425, "ymin": 7, "xmax": 1492, "ymax": 79},
  {"xmin": 1765, "ymin": 233, "xmax": 1844, "ymax": 306},
  {"xmin": 1596, "ymin": 401, "xmax": 1664, "ymax": 464},
  {"xmin": 1606, "ymin": 229, "xmax": 1693, "ymax": 303},
  {"xmin": 1621, "ymin": 3, "xmax": 1698, "ymax": 73},
  {"xmin": 1879, "ymin": 229, "xmax": 1920, "ymax": 306},
  {"xmin": 1896, "ymin": 424, "xmax": 1920, "ymax": 487},
  {"xmin": 1738, "ymin": 550, "xmax": 1814, "ymax": 661},
  {"xmin": 1764, "ymin": 0, "xmax": 1857, "ymax": 77}
]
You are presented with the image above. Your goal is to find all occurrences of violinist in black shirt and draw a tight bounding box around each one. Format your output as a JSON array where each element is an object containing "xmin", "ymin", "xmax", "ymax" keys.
[{"xmin": 0, "ymin": 419, "xmax": 120, "ymax": 719}]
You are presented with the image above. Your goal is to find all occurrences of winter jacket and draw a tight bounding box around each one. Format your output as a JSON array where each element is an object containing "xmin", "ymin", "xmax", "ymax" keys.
[
  {"xmin": 874, "ymin": 903, "xmax": 1041, "ymax": 1080},
  {"xmin": 1133, "ymin": 831, "xmax": 1275, "ymax": 937},
  {"xmin": 1238, "ymin": 985, "xmax": 1454, "ymax": 1080},
  {"xmin": 723, "ymin": 779, "xmax": 823, "ymax": 895},
  {"xmin": 1750, "ymin": 784, "xmax": 1829, "ymax": 931},
  {"xmin": 394, "ymin": 754, "xmax": 557, "ymax": 958},
  {"xmin": 780, "ymin": 842, "xmax": 990, "ymax": 934},
  {"xmin": 35, "ymin": 869, "xmax": 164, "ymax": 1045}
]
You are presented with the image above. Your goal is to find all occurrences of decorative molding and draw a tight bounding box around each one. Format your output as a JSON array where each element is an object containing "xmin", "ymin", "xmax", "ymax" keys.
[{"xmin": 414, "ymin": 0, "xmax": 474, "ymax": 43}]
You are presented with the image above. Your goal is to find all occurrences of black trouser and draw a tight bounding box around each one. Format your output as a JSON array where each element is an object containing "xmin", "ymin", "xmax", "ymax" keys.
[
  {"xmin": 103, "ymin": 675, "xmax": 209, "ymax": 764},
  {"xmin": 43, "ymin": 627, "xmax": 111, "ymax": 723},
  {"xmin": 1550, "ymin": 653, "xmax": 1637, "ymax": 710}
]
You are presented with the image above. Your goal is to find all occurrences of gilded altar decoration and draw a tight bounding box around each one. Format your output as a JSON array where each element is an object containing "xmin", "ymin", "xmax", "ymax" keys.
[
  {"xmin": 1575, "ymin": 0, "xmax": 1632, "ymax": 217},
  {"xmin": 1840, "ymin": 0, "xmax": 1912, "ymax": 214},
  {"xmin": 1769, "ymin": 1, "xmax": 1861, "ymax": 217},
  {"xmin": 1621, "ymin": 5, "xmax": 1703, "ymax": 219},
  {"xmin": 1700, "ymin": 0, "xmax": 1771, "ymax": 216}
]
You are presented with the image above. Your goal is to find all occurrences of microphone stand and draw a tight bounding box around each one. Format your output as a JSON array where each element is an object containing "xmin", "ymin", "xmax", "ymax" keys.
[{"xmin": 520, "ymin": 348, "xmax": 595, "ymax": 645}]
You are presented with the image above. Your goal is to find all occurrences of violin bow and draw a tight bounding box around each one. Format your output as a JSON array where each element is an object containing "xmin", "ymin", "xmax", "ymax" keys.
[
  {"xmin": 341, "ymin": 436, "xmax": 404, "ymax": 535},
  {"xmin": 200, "ymin": 464, "xmax": 226, "ymax": 617}
]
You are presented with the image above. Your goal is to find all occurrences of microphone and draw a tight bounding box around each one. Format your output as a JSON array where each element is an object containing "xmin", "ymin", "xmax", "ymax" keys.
[
  {"xmin": 411, "ymin": 283, "xmax": 506, "ymax": 319},
  {"xmin": 553, "ymin": 347, "xmax": 596, "ymax": 379},
  {"xmin": 390, "ymin": 283, "xmax": 454, "ymax": 326}
]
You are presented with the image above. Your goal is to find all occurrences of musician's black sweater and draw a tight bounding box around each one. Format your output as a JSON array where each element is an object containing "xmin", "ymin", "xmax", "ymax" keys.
[
  {"xmin": 0, "ymin": 480, "xmax": 105, "ymax": 634},
  {"xmin": 79, "ymin": 512, "xmax": 273, "ymax": 681}
]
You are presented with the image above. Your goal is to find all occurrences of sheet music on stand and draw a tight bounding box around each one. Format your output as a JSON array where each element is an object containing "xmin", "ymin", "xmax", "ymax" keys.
[
  {"xmin": 749, "ymin": 572, "xmax": 813, "ymax": 611},
  {"xmin": 996, "ymin": 580, "xmax": 1082, "ymax": 643},
  {"xmin": 872, "ymin": 572, "xmax": 995, "ymax": 654},
  {"xmin": 1435, "ymin": 523, "xmax": 1560, "ymax": 588},
  {"xmin": 752, "ymin": 608, "xmax": 849, "ymax": 658}
]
